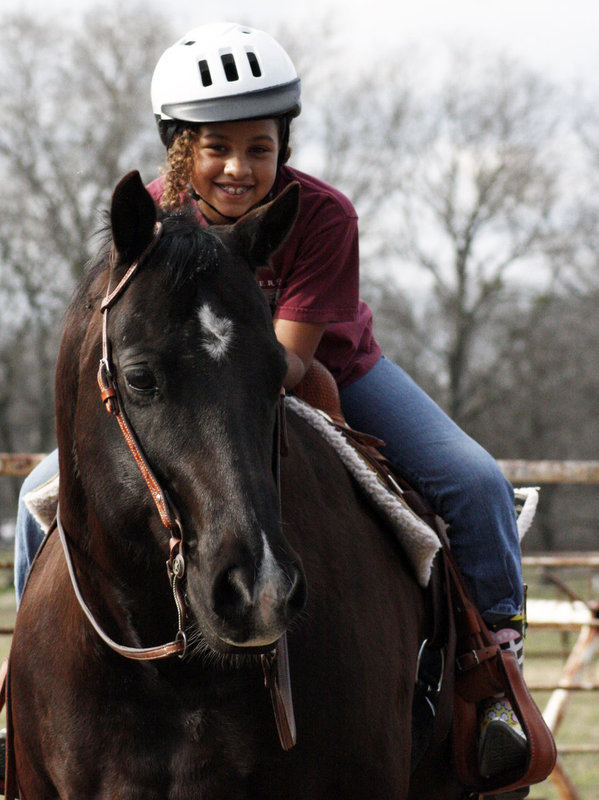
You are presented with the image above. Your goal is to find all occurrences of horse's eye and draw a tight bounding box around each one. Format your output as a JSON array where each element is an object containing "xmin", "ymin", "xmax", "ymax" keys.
[{"xmin": 124, "ymin": 365, "xmax": 157, "ymax": 395}]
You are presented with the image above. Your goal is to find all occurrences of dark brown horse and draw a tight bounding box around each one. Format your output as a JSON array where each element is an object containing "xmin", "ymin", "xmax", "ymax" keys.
[{"xmin": 8, "ymin": 172, "xmax": 463, "ymax": 799}]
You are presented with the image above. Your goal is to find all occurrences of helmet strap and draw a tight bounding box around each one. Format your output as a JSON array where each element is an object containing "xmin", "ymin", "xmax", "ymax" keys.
[
  {"xmin": 189, "ymin": 185, "xmax": 276, "ymax": 225},
  {"xmin": 189, "ymin": 187, "xmax": 239, "ymax": 224}
]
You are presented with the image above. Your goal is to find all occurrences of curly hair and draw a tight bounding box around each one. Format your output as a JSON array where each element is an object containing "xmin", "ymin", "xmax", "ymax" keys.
[
  {"xmin": 159, "ymin": 118, "xmax": 293, "ymax": 212},
  {"xmin": 160, "ymin": 128, "xmax": 201, "ymax": 211}
]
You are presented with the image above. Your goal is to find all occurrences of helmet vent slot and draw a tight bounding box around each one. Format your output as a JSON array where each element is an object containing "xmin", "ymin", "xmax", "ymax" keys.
[
  {"xmin": 246, "ymin": 51, "xmax": 262, "ymax": 77},
  {"xmin": 198, "ymin": 60, "xmax": 213, "ymax": 87},
  {"xmin": 220, "ymin": 53, "xmax": 239, "ymax": 82}
]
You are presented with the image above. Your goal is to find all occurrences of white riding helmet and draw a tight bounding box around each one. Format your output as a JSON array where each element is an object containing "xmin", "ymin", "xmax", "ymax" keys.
[{"xmin": 151, "ymin": 23, "xmax": 301, "ymax": 147}]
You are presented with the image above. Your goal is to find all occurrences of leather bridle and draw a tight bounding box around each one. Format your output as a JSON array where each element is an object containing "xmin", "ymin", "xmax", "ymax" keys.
[
  {"xmin": 56, "ymin": 220, "xmax": 296, "ymax": 747},
  {"xmin": 94, "ymin": 220, "xmax": 188, "ymax": 659}
]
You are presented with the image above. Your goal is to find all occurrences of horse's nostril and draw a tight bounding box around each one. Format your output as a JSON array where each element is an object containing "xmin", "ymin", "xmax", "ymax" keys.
[
  {"xmin": 212, "ymin": 565, "xmax": 251, "ymax": 618},
  {"xmin": 286, "ymin": 566, "xmax": 307, "ymax": 617}
]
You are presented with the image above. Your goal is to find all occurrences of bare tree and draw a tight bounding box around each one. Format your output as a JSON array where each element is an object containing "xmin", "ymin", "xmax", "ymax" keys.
[
  {"xmin": 0, "ymin": 7, "xmax": 173, "ymax": 283},
  {"xmin": 385, "ymin": 52, "xmax": 572, "ymax": 424},
  {"xmin": 557, "ymin": 84, "xmax": 599, "ymax": 295},
  {"xmin": 465, "ymin": 289, "xmax": 599, "ymax": 550},
  {"xmin": 0, "ymin": 6, "xmax": 175, "ymax": 465},
  {"xmin": 277, "ymin": 18, "xmax": 419, "ymax": 264}
]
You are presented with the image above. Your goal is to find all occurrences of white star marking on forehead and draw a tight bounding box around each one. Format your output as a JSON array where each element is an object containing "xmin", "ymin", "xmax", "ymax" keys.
[{"xmin": 197, "ymin": 303, "xmax": 235, "ymax": 362}]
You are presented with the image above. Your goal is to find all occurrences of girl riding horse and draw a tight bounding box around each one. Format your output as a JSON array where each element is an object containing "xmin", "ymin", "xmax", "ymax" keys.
[{"xmin": 14, "ymin": 22, "xmax": 529, "ymax": 796}]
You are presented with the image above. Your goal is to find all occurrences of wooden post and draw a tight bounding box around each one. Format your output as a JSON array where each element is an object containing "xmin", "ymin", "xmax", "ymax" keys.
[
  {"xmin": 550, "ymin": 758, "xmax": 582, "ymax": 800},
  {"xmin": 543, "ymin": 624, "xmax": 599, "ymax": 733}
]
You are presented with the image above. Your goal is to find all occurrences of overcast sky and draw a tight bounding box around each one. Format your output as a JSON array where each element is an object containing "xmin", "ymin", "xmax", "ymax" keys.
[{"xmin": 4, "ymin": 0, "xmax": 599, "ymax": 89}]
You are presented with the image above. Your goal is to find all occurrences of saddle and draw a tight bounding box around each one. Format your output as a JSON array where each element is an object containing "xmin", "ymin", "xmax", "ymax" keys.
[{"xmin": 294, "ymin": 360, "xmax": 556, "ymax": 797}]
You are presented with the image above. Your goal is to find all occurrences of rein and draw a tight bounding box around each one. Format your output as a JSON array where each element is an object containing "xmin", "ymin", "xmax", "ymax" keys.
[
  {"xmin": 58, "ymin": 221, "xmax": 296, "ymax": 747},
  {"xmin": 56, "ymin": 509, "xmax": 186, "ymax": 660}
]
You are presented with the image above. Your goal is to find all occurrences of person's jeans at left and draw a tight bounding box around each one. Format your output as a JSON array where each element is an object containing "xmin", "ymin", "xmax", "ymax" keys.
[{"xmin": 14, "ymin": 449, "xmax": 58, "ymax": 605}]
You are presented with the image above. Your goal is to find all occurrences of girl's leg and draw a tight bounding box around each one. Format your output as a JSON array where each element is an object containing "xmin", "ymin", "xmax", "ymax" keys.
[
  {"xmin": 14, "ymin": 449, "xmax": 59, "ymax": 605},
  {"xmin": 341, "ymin": 357, "xmax": 529, "ymax": 783},
  {"xmin": 339, "ymin": 356, "xmax": 523, "ymax": 621}
]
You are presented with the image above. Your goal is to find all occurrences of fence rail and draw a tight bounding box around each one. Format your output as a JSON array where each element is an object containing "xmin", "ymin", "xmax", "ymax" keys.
[
  {"xmin": 0, "ymin": 453, "xmax": 45, "ymax": 477},
  {"xmin": 3, "ymin": 455, "xmax": 599, "ymax": 483},
  {"xmin": 497, "ymin": 459, "xmax": 599, "ymax": 484},
  {"xmin": 523, "ymin": 554, "xmax": 599, "ymax": 567}
]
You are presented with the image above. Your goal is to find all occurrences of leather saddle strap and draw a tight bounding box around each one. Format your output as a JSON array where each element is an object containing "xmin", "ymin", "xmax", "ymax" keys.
[
  {"xmin": 444, "ymin": 548, "xmax": 496, "ymax": 654},
  {"xmin": 430, "ymin": 548, "xmax": 457, "ymax": 744},
  {"xmin": 261, "ymin": 633, "xmax": 297, "ymax": 751},
  {"xmin": 263, "ymin": 393, "xmax": 297, "ymax": 750}
]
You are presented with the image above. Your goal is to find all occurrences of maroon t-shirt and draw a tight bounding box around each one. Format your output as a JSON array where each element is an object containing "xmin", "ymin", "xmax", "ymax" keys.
[{"xmin": 146, "ymin": 165, "xmax": 381, "ymax": 388}]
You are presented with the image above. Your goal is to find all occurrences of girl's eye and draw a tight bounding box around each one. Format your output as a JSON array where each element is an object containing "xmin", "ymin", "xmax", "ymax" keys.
[{"xmin": 124, "ymin": 365, "xmax": 158, "ymax": 395}]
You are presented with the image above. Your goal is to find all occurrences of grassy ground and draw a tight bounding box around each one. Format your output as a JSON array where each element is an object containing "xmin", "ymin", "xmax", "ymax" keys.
[
  {"xmin": 0, "ymin": 590, "xmax": 13, "ymax": 663},
  {"xmin": 526, "ymin": 642, "xmax": 598, "ymax": 799},
  {"xmin": 0, "ymin": 563, "xmax": 595, "ymax": 798},
  {"xmin": 524, "ymin": 566, "xmax": 599, "ymax": 800},
  {"xmin": 0, "ymin": 584, "xmax": 15, "ymax": 736}
]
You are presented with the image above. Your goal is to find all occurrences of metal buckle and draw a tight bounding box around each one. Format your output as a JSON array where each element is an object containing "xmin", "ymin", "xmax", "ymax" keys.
[
  {"xmin": 456, "ymin": 649, "xmax": 479, "ymax": 672},
  {"xmin": 97, "ymin": 358, "xmax": 118, "ymax": 413}
]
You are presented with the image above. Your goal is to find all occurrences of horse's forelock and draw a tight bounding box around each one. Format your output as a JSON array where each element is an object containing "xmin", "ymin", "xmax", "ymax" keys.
[{"xmin": 153, "ymin": 211, "xmax": 222, "ymax": 290}]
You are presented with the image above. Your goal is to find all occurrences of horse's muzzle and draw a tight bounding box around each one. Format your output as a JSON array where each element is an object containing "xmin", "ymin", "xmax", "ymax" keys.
[{"xmin": 195, "ymin": 531, "xmax": 306, "ymax": 652}]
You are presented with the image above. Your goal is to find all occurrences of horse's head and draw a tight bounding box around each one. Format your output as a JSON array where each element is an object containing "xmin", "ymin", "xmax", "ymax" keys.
[{"xmin": 56, "ymin": 171, "xmax": 306, "ymax": 654}]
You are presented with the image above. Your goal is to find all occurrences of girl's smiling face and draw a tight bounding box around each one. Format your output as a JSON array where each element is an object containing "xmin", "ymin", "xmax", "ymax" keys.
[{"xmin": 191, "ymin": 119, "xmax": 280, "ymax": 223}]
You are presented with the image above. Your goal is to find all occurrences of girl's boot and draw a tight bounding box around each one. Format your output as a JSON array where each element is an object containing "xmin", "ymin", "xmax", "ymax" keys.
[{"xmin": 478, "ymin": 614, "xmax": 529, "ymax": 799}]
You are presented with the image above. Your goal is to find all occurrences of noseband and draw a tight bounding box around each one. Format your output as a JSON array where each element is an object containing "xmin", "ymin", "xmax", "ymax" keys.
[{"xmin": 57, "ymin": 221, "xmax": 296, "ymax": 747}]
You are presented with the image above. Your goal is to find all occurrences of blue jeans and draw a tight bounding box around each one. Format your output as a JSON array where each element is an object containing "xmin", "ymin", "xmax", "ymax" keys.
[
  {"xmin": 14, "ymin": 357, "xmax": 523, "ymax": 619},
  {"xmin": 339, "ymin": 356, "xmax": 523, "ymax": 622}
]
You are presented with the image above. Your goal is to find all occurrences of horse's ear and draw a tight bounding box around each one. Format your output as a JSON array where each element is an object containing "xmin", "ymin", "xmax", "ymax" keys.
[
  {"xmin": 110, "ymin": 171, "xmax": 157, "ymax": 263},
  {"xmin": 232, "ymin": 181, "xmax": 300, "ymax": 271}
]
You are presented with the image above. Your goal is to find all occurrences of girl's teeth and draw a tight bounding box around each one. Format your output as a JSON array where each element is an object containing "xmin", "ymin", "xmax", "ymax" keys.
[{"xmin": 223, "ymin": 186, "xmax": 248, "ymax": 195}]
